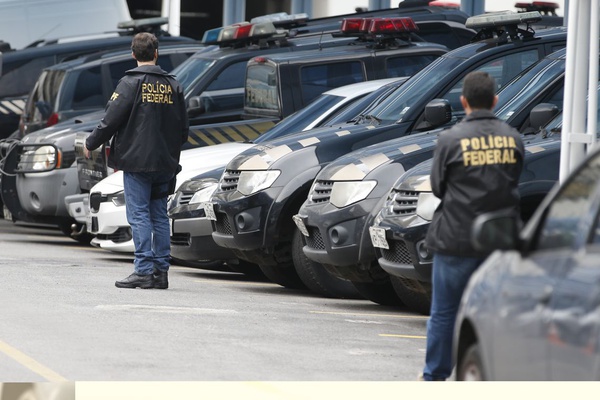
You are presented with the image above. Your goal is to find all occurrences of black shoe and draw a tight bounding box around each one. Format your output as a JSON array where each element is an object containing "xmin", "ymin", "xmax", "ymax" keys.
[
  {"xmin": 115, "ymin": 273, "xmax": 154, "ymax": 289},
  {"xmin": 153, "ymin": 269, "xmax": 169, "ymax": 289}
]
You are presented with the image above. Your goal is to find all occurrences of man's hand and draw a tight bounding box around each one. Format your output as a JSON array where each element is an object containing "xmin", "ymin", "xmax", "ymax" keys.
[{"xmin": 83, "ymin": 144, "xmax": 91, "ymax": 159}]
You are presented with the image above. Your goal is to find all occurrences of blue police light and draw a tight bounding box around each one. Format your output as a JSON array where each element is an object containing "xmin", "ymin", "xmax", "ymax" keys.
[{"xmin": 202, "ymin": 27, "xmax": 224, "ymax": 43}]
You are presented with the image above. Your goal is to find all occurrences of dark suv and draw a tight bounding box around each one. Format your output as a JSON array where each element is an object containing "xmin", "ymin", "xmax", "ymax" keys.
[
  {"xmin": 206, "ymin": 12, "xmax": 567, "ymax": 291},
  {"xmin": 0, "ymin": 18, "xmax": 195, "ymax": 138},
  {"xmin": 19, "ymin": 43, "xmax": 201, "ymax": 136}
]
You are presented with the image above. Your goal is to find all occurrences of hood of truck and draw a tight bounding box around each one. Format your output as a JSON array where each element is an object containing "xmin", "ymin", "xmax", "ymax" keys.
[
  {"xmin": 315, "ymin": 128, "xmax": 443, "ymax": 181},
  {"xmin": 226, "ymin": 123, "xmax": 377, "ymax": 171}
]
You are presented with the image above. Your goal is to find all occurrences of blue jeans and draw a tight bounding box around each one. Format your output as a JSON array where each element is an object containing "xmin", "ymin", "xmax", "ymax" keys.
[
  {"xmin": 123, "ymin": 171, "xmax": 174, "ymax": 276},
  {"xmin": 423, "ymin": 253, "xmax": 484, "ymax": 381}
]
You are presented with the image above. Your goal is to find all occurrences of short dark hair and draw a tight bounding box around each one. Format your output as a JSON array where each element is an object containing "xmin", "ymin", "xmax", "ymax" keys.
[
  {"xmin": 462, "ymin": 71, "xmax": 496, "ymax": 110},
  {"xmin": 131, "ymin": 32, "xmax": 158, "ymax": 62}
]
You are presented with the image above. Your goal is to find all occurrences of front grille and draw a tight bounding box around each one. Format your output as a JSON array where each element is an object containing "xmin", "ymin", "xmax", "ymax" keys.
[
  {"xmin": 309, "ymin": 180, "xmax": 333, "ymax": 204},
  {"xmin": 171, "ymin": 232, "xmax": 191, "ymax": 246},
  {"xmin": 218, "ymin": 170, "xmax": 241, "ymax": 193},
  {"xmin": 96, "ymin": 227, "xmax": 132, "ymax": 243},
  {"xmin": 381, "ymin": 240, "xmax": 413, "ymax": 265},
  {"xmin": 215, "ymin": 213, "xmax": 232, "ymax": 234},
  {"xmin": 305, "ymin": 226, "xmax": 325, "ymax": 250},
  {"xmin": 390, "ymin": 189, "xmax": 419, "ymax": 215},
  {"xmin": 178, "ymin": 191, "xmax": 194, "ymax": 206}
]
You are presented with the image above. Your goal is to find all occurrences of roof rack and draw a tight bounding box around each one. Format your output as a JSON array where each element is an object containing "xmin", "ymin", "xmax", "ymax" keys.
[
  {"xmin": 466, "ymin": 11, "xmax": 542, "ymax": 42},
  {"xmin": 117, "ymin": 17, "xmax": 171, "ymax": 35}
]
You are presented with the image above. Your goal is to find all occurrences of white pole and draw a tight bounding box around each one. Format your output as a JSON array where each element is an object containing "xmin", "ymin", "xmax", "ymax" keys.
[
  {"xmin": 168, "ymin": 0, "xmax": 181, "ymax": 36},
  {"xmin": 560, "ymin": 0, "xmax": 579, "ymax": 182},
  {"xmin": 161, "ymin": 0, "xmax": 170, "ymax": 33},
  {"xmin": 568, "ymin": 0, "xmax": 591, "ymax": 172},
  {"xmin": 588, "ymin": 0, "xmax": 599, "ymax": 149}
]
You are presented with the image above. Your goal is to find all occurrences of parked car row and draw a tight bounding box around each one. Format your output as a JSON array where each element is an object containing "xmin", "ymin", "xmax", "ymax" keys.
[{"xmin": 5, "ymin": 1, "xmax": 600, "ymax": 381}]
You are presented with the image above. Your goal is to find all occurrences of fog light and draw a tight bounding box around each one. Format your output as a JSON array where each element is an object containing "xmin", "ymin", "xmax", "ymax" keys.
[
  {"xmin": 330, "ymin": 226, "xmax": 348, "ymax": 245},
  {"xmin": 30, "ymin": 192, "xmax": 41, "ymax": 211},
  {"xmin": 236, "ymin": 212, "xmax": 254, "ymax": 231},
  {"xmin": 416, "ymin": 240, "xmax": 432, "ymax": 261}
]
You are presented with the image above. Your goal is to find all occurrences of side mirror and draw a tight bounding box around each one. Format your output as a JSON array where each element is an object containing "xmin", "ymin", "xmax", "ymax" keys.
[
  {"xmin": 424, "ymin": 99, "xmax": 452, "ymax": 128},
  {"xmin": 471, "ymin": 208, "xmax": 521, "ymax": 253},
  {"xmin": 529, "ymin": 103, "xmax": 559, "ymax": 131},
  {"xmin": 187, "ymin": 96, "xmax": 205, "ymax": 117}
]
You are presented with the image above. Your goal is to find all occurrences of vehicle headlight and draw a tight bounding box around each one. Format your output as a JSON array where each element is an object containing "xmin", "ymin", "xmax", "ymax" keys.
[
  {"xmin": 237, "ymin": 170, "xmax": 281, "ymax": 196},
  {"xmin": 330, "ymin": 180, "xmax": 377, "ymax": 208},
  {"xmin": 178, "ymin": 179, "xmax": 216, "ymax": 193},
  {"xmin": 416, "ymin": 192, "xmax": 441, "ymax": 221},
  {"xmin": 189, "ymin": 182, "xmax": 218, "ymax": 204},
  {"xmin": 20, "ymin": 145, "xmax": 60, "ymax": 171},
  {"xmin": 108, "ymin": 191, "xmax": 126, "ymax": 207}
]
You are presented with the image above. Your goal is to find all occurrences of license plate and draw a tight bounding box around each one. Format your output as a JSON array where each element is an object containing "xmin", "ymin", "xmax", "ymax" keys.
[
  {"xmin": 201, "ymin": 202, "xmax": 217, "ymax": 221},
  {"xmin": 292, "ymin": 215, "xmax": 309, "ymax": 237},
  {"xmin": 86, "ymin": 214, "xmax": 93, "ymax": 232},
  {"xmin": 369, "ymin": 226, "xmax": 389, "ymax": 249}
]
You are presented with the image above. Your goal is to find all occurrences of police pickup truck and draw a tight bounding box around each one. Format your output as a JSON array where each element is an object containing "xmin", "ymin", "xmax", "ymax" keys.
[
  {"xmin": 206, "ymin": 11, "xmax": 568, "ymax": 290},
  {"xmin": 294, "ymin": 47, "xmax": 570, "ymax": 304}
]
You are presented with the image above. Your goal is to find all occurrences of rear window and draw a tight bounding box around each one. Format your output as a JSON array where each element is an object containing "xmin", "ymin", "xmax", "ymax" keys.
[
  {"xmin": 245, "ymin": 62, "xmax": 279, "ymax": 114},
  {"xmin": 300, "ymin": 61, "xmax": 364, "ymax": 105}
]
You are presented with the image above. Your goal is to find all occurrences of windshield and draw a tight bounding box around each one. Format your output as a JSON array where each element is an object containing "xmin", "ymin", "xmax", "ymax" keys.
[
  {"xmin": 172, "ymin": 57, "xmax": 216, "ymax": 94},
  {"xmin": 367, "ymin": 56, "xmax": 464, "ymax": 123},
  {"xmin": 256, "ymin": 94, "xmax": 343, "ymax": 143},
  {"xmin": 495, "ymin": 58, "xmax": 566, "ymax": 121}
]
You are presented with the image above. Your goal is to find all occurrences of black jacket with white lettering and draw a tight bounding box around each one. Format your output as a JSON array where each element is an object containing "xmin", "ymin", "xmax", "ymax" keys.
[
  {"xmin": 85, "ymin": 65, "xmax": 189, "ymax": 173},
  {"xmin": 424, "ymin": 109, "xmax": 524, "ymax": 257}
]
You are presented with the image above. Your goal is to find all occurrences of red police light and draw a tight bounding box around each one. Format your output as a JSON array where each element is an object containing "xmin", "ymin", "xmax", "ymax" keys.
[
  {"xmin": 253, "ymin": 56, "xmax": 267, "ymax": 63},
  {"xmin": 234, "ymin": 24, "xmax": 253, "ymax": 39},
  {"xmin": 514, "ymin": 2, "xmax": 531, "ymax": 7},
  {"xmin": 359, "ymin": 18, "xmax": 374, "ymax": 32},
  {"xmin": 340, "ymin": 18, "xmax": 363, "ymax": 33},
  {"xmin": 532, "ymin": 1, "xmax": 559, "ymax": 8},
  {"xmin": 369, "ymin": 17, "xmax": 418, "ymax": 34}
]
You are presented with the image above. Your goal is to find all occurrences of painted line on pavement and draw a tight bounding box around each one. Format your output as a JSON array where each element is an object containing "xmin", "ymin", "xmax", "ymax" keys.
[
  {"xmin": 193, "ymin": 279, "xmax": 276, "ymax": 287},
  {"xmin": 309, "ymin": 311, "xmax": 428, "ymax": 319},
  {"xmin": 379, "ymin": 333, "xmax": 427, "ymax": 339},
  {"xmin": 0, "ymin": 338, "xmax": 67, "ymax": 381},
  {"xmin": 95, "ymin": 304, "xmax": 237, "ymax": 314}
]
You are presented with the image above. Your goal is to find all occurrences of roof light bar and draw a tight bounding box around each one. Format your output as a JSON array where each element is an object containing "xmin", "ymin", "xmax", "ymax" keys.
[
  {"xmin": 428, "ymin": 1, "xmax": 460, "ymax": 8},
  {"xmin": 250, "ymin": 12, "xmax": 309, "ymax": 26},
  {"xmin": 201, "ymin": 22, "xmax": 278, "ymax": 45},
  {"xmin": 466, "ymin": 11, "xmax": 542, "ymax": 30},
  {"xmin": 340, "ymin": 17, "xmax": 418, "ymax": 35}
]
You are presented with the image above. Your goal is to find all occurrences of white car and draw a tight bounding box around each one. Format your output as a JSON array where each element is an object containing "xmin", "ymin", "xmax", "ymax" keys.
[
  {"xmin": 0, "ymin": 383, "xmax": 74, "ymax": 400},
  {"xmin": 74, "ymin": 77, "xmax": 407, "ymax": 253}
]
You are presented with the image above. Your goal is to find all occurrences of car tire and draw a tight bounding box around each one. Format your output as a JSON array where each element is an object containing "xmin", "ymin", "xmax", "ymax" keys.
[
  {"xmin": 390, "ymin": 276, "xmax": 432, "ymax": 315},
  {"xmin": 292, "ymin": 228, "xmax": 362, "ymax": 299},
  {"xmin": 258, "ymin": 230, "xmax": 307, "ymax": 289},
  {"xmin": 457, "ymin": 343, "xmax": 486, "ymax": 381},
  {"xmin": 351, "ymin": 278, "xmax": 404, "ymax": 306}
]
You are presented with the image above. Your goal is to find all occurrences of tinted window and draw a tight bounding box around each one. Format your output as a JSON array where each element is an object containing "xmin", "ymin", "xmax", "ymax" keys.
[
  {"xmin": 443, "ymin": 49, "xmax": 540, "ymax": 113},
  {"xmin": 174, "ymin": 58, "xmax": 215, "ymax": 94},
  {"xmin": 300, "ymin": 61, "xmax": 364, "ymax": 105},
  {"xmin": 206, "ymin": 61, "xmax": 247, "ymax": 91},
  {"xmin": 386, "ymin": 55, "xmax": 439, "ymax": 78},
  {"xmin": 536, "ymin": 153, "xmax": 600, "ymax": 250},
  {"xmin": 71, "ymin": 66, "xmax": 103, "ymax": 109}
]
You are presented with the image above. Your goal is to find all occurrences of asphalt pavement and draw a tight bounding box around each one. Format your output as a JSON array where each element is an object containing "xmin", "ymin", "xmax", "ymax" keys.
[{"xmin": 0, "ymin": 218, "xmax": 428, "ymax": 383}]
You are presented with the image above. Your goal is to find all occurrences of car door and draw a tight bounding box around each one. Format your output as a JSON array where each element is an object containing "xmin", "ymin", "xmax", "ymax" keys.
[
  {"xmin": 491, "ymin": 155, "xmax": 600, "ymax": 380},
  {"xmin": 546, "ymin": 156, "xmax": 600, "ymax": 380}
]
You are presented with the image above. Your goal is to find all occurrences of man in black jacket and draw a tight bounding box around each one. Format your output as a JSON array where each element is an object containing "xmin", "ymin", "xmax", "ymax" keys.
[
  {"xmin": 84, "ymin": 32, "xmax": 189, "ymax": 289},
  {"xmin": 421, "ymin": 71, "xmax": 524, "ymax": 380}
]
